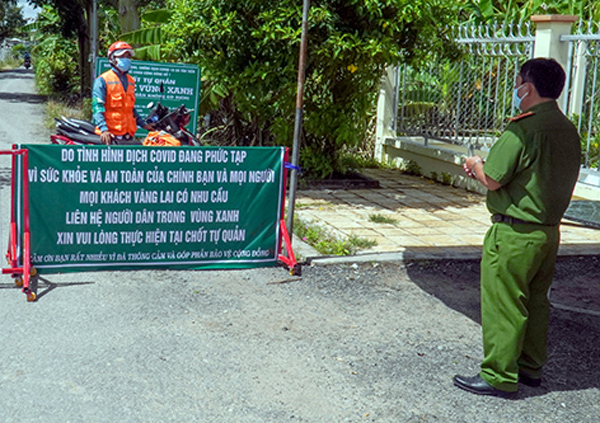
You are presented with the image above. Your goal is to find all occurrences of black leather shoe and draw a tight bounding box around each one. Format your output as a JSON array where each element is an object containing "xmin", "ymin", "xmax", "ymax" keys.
[
  {"xmin": 519, "ymin": 372, "xmax": 542, "ymax": 387},
  {"xmin": 453, "ymin": 374, "xmax": 516, "ymax": 398}
]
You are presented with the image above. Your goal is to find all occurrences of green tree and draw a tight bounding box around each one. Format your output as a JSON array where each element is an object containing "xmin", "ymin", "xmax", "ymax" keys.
[
  {"xmin": 165, "ymin": 0, "xmax": 460, "ymax": 178},
  {"xmin": 120, "ymin": 8, "xmax": 171, "ymax": 60},
  {"xmin": 464, "ymin": 0, "xmax": 600, "ymax": 23},
  {"xmin": 26, "ymin": 5, "xmax": 80, "ymax": 94},
  {"xmin": 29, "ymin": 0, "xmax": 96, "ymax": 94},
  {"xmin": 28, "ymin": 0, "xmax": 158, "ymax": 95},
  {"xmin": 0, "ymin": 0, "xmax": 25, "ymax": 42}
]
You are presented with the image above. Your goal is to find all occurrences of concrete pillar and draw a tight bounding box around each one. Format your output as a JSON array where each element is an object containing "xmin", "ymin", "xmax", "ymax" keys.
[
  {"xmin": 530, "ymin": 15, "xmax": 578, "ymax": 111},
  {"xmin": 375, "ymin": 67, "xmax": 398, "ymax": 162},
  {"xmin": 569, "ymin": 39, "xmax": 587, "ymax": 117}
]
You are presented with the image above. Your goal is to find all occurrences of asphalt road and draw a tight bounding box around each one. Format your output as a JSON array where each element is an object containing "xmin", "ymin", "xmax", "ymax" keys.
[{"xmin": 0, "ymin": 68, "xmax": 599, "ymax": 423}]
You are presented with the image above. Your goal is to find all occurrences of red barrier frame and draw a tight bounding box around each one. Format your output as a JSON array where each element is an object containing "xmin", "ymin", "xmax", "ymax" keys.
[
  {"xmin": 277, "ymin": 148, "xmax": 299, "ymax": 275},
  {"xmin": 1, "ymin": 148, "xmax": 35, "ymax": 301}
]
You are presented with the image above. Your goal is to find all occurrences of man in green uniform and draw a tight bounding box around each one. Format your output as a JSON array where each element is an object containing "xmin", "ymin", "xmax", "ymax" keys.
[{"xmin": 453, "ymin": 58, "xmax": 581, "ymax": 397}]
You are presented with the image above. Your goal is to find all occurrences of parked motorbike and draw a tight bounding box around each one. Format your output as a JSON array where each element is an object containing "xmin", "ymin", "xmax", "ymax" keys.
[
  {"xmin": 51, "ymin": 102, "xmax": 200, "ymax": 147},
  {"xmin": 143, "ymin": 102, "xmax": 200, "ymax": 146},
  {"xmin": 51, "ymin": 116, "xmax": 136, "ymax": 146},
  {"xmin": 52, "ymin": 117, "xmax": 107, "ymax": 145}
]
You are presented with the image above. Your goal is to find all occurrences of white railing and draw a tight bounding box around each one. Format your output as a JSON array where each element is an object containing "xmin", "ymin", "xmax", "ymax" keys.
[
  {"xmin": 391, "ymin": 21, "xmax": 533, "ymax": 152},
  {"xmin": 378, "ymin": 16, "xmax": 600, "ymax": 168},
  {"xmin": 562, "ymin": 19, "xmax": 600, "ymax": 167}
]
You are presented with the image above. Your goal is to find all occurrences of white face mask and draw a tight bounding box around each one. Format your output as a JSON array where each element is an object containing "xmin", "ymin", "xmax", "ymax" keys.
[{"xmin": 512, "ymin": 83, "xmax": 528, "ymax": 111}]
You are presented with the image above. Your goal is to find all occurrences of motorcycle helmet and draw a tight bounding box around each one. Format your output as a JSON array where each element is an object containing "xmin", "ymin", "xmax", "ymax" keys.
[{"xmin": 107, "ymin": 41, "xmax": 134, "ymax": 65}]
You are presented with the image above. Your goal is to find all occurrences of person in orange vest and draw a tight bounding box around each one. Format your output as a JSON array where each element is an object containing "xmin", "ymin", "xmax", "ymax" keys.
[{"xmin": 92, "ymin": 41, "xmax": 152, "ymax": 144}]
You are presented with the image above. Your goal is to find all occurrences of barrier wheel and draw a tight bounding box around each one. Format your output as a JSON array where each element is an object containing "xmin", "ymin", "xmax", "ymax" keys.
[
  {"xmin": 14, "ymin": 276, "xmax": 23, "ymax": 287},
  {"xmin": 26, "ymin": 291, "xmax": 37, "ymax": 302}
]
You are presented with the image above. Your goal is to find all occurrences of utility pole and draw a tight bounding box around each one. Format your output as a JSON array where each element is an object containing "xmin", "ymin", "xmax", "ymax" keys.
[
  {"xmin": 285, "ymin": 0, "xmax": 310, "ymax": 240},
  {"xmin": 90, "ymin": 0, "xmax": 98, "ymax": 80}
]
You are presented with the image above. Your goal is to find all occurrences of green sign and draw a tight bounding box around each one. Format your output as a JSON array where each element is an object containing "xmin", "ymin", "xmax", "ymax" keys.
[
  {"xmin": 20, "ymin": 145, "xmax": 286, "ymax": 273},
  {"xmin": 96, "ymin": 59, "xmax": 201, "ymax": 135}
]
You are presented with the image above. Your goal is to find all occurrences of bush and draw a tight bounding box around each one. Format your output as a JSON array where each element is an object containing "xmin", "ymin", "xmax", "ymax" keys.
[
  {"xmin": 11, "ymin": 43, "xmax": 28, "ymax": 59},
  {"xmin": 165, "ymin": 0, "xmax": 460, "ymax": 179},
  {"xmin": 33, "ymin": 37, "xmax": 79, "ymax": 95},
  {"xmin": 583, "ymin": 135, "xmax": 600, "ymax": 168}
]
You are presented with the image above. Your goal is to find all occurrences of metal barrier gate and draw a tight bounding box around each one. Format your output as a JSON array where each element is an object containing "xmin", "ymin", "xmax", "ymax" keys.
[{"xmin": 4, "ymin": 145, "xmax": 298, "ymax": 302}]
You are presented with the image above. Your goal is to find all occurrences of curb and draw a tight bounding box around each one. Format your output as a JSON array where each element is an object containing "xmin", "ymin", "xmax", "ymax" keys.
[
  {"xmin": 307, "ymin": 250, "xmax": 482, "ymax": 266},
  {"xmin": 301, "ymin": 244, "xmax": 600, "ymax": 266}
]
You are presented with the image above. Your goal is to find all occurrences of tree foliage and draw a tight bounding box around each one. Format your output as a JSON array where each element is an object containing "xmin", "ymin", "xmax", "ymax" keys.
[
  {"xmin": 120, "ymin": 8, "xmax": 172, "ymax": 60},
  {"xmin": 26, "ymin": 5, "xmax": 80, "ymax": 95},
  {"xmin": 463, "ymin": 0, "xmax": 600, "ymax": 23},
  {"xmin": 0, "ymin": 0, "xmax": 25, "ymax": 42},
  {"xmin": 26, "ymin": 0, "xmax": 160, "ymax": 95},
  {"xmin": 165, "ymin": 0, "xmax": 461, "ymax": 178},
  {"xmin": 29, "ymin": 0, "xmax": 96, "ymax": 94}
]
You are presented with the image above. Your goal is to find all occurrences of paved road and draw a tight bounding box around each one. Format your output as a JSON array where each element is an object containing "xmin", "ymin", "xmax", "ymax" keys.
[
  {"xmin": 0, "ymin": 68, "xmax": 48, "ymax": 300},
  {"xmin": 0, "ymin": 68, "xmax": 48, "ymax": 146},
  {"xmin": 0, "ymin": 69, "xmax": 599, "ymax": 423}
]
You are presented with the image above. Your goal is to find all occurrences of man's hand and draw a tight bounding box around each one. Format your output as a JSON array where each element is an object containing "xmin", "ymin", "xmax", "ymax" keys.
[
  {"xmin": 463, "ymin": 155, "xmax": 483, "ymax": 179},
  {"xmin": 100, "ymin": 131, "xmax": 113, "ymax": 145},
  {"xmin": 463, "ymin": 155, "xmax": 502, "ymax": 191},
  {"xmin": 143, "ymin": 124, "xmax": 154, "ymax": 131}
]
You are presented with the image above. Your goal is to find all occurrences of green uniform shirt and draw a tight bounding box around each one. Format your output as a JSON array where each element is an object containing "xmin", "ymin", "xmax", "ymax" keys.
[{"xmin": 483, "ymin": 101, "xmax": 581, "ymax": 225}]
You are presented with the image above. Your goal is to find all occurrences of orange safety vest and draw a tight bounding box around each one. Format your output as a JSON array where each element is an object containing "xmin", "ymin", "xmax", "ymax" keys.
[{"xmin": 99, "ymin": 70, "xmax": 138, "ymax": 136}]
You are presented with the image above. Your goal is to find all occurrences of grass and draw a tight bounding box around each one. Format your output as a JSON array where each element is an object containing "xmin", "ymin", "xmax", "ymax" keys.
[
  {"xmin": 0, "ymin": 58, "xmax": 22, "ymax": 71},
  {"xmin": 44, "ymin": 97, "xmax": 92, "ymax": 130},
  {"xmin": 368, "ymin": 213, "xmax": 398, "ymax": 225},
  {"xmin": 294, "ymin": 201, "xmax": 310, "ymax": 209},
  {"xmin": 293, "ymin": 215, "xmax": 377, "ymax": 256}
]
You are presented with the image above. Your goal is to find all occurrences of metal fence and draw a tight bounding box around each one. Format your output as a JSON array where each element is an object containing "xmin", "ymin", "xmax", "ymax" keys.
[
  {"xmin": 563, "ymin": 20, "xmax": 600, "ymax": 167},
  {"xmin": 393, "ymin": 22, "xmax": 534, "ymax": 152},
  {"xmin": 393, "ymin": 20, "xmax": 600, "ymax": 167}
]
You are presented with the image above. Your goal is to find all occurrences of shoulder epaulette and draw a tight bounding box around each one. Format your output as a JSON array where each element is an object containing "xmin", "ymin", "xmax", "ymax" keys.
[{"xmin": 507, "ymin": 111, "xmax": 535, "ymax": 122}]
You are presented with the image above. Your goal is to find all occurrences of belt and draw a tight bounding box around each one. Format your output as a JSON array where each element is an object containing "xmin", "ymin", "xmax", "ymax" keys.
[{"xmin": 491, "ymin": 214, "xmax": 534, "ymax": 225}]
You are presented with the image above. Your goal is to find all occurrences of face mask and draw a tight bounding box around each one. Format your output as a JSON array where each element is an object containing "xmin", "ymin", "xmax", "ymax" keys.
[
  {"xmin": 512, "ymin": 83, "xmax": 528, "ymax": 111},
  {"xmin": 115, "ymin": 58, "xmax": 131, "ymax": 73}
]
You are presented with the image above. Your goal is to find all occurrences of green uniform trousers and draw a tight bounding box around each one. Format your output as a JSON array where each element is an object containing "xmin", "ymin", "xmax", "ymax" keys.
[{"xmin": 479, "ymin": 222, "xmax": 559, "ymax": 392}]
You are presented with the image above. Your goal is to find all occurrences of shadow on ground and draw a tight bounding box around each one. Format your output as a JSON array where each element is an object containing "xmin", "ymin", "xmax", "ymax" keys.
[
  {"xmin": 298, "ymin": 169, "xmax": 484, "ymax": 213},
  {"xmin": 0, "ymin": 167, "xmax": 12, "ymax": 187},
  {"xmin": 0, "ymin": 68, "xmax": 34, "ymax": 78},
  {"xmin": 0, "ymin": 69, "xmax": 46, "ymax": 104},
  {"xmin": 404, "ymin": 248, "xmax": 600, "ymax": 398},
  {"xmin": 0, "ymin": 276, "xmax": 95, "ymax": 301},
  {"xmin": 0, "ymin": 91, "xmax": 47, "ymax": 104}
]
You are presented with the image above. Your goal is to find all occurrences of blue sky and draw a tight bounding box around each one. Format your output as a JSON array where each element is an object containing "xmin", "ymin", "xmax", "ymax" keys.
[{"xmin": 18, "ymin": 0, "xmax": 40, "ymax": 21}]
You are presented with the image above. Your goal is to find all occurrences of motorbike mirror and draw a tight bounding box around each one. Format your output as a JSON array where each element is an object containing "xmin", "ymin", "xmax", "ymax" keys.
[{"xmin": 147, "ymin": 102, "xmax": 155, "ymax": 109}]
